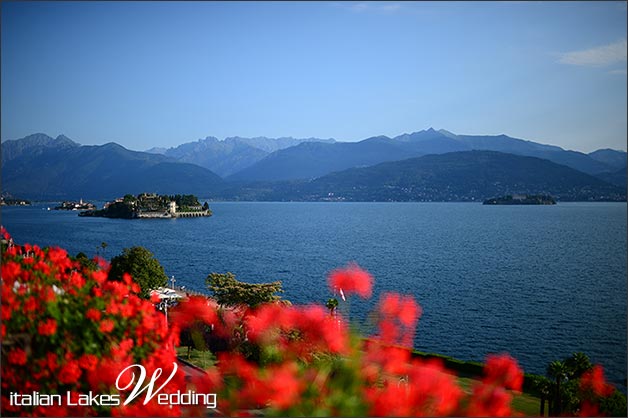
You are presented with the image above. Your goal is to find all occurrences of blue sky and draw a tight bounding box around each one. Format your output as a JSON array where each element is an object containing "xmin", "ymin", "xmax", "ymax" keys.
[{"xmin": 2, "ymin": 1, "xmax": 626, "ymax": 152}]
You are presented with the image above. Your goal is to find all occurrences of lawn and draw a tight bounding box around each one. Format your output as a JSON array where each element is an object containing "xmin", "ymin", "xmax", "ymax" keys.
[
  {"xmin": 176, "ymin": 347, "xmax": 543, "ymax": 416},
  {"xmin": 457, "ymin": 376, "xmax": 542, "ymax": 416}
]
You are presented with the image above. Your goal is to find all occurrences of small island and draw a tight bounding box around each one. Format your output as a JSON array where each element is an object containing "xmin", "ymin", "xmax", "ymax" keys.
[
  {"xmin": 79, "ymin": 193, "xmax": 212, "ymax": 219},
  {"xmin": 0, "ymin": 196, "xmax": 31, "ymax": 206},
  {"xmin": 483, "ymin": 194, "xmax": 556, "ymax": 205},
  {"xmin": 54, "ymin": 199, "xmax": 96, "ymax": 211}
]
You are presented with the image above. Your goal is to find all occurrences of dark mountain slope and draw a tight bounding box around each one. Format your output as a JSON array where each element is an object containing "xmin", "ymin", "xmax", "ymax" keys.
[
  {"xmin": 2, "ymin": 140, "xmax": 224, "ymax": 200},
  {"xmin": 588, "ymin": 149, "xmax": 627, "ymax": 172},
  {"xmin": 266, "ymin": 151, "xmax": 625, "ymax": 202}
]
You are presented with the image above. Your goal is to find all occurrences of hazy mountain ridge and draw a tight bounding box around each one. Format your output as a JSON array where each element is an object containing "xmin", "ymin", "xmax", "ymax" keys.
[
  {"xmin": 146, "ymin": 136, "xmax": 336, "ymax": 177},
  {"xmin": 2, "ymin": 135, "xmax": 224, "ymax": 200},
  {"xmin": 1, "ymin": 133, "xmax": 79, "ymax": 164},
  {"xmin": 2, "ymin": 131, "xmax": 625, "ymax": 201},
  {"xmin": 229, "ymin": 128, "xmax": 624, "ymax": 181}
]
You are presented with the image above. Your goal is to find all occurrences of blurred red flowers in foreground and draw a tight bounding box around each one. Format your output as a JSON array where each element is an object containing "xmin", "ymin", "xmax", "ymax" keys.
[
  {"xmin": 1, "ymin": 227, "xmax": 618, "ymax": 416},
  {"xmin": 328, "ymin": 263, "xmax": 373, "ymax": 299}
]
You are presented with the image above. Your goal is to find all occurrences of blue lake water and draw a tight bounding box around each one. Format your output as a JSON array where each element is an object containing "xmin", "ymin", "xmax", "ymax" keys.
[{"xmin": 2, "ymin": 201, "xmax": 626, "ymax": 389}]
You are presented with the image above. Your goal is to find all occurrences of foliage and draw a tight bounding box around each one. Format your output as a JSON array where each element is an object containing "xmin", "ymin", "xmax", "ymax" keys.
[
  {"xmin": 535, "ymin": 352, "xmax": 626, "ymax": 416},
  {"xmin": 325, "ymin": 297, "xmax": 339, "ymax": 314},
  {"xmin": 168, "ymin": 194, "xmax": 201, "ymax": 208},
  {"xmin": 109, "ymin": 246, "xmax": 168, "ymax": 298},
  {"xmin": 206, "ymin": 272, "xmax": 283, "ymax": 308},
  {"xmin": 176, "ymin": 265, "xmax": 535, "ymax": 416},
  {"xmin": 73, "ymin": 251, "xmax": 98, "ymax": 270},
  {"xmin": 0, "ymin": 227, "xmax": 185, "ymax": 416},
  {"xmin": 90, "ymin": 201, "xmax": 136, "ymax": 218}
]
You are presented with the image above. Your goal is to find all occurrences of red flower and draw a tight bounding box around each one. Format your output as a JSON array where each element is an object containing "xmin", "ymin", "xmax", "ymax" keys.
[
  {"xmin": 86, "ymin": 308, "xmax": 102, "ymax": 321},
  {"xmin": 483, "ymin": 354, "xmax": 523, "ymax": 391},
  {"xmin": 328, "ymin": 263, "xmax": 373, "ymax": 299},
  {"xmin": 467, "ymin": 383, "xmax": 513, "ymax": 417},
  {"xmin": 170, "ymin": 296, "xmax": 218, "ymax": 328},
  {"xmin": 580, "ymin": 365, "xmax": 614, "ymax": 397},
  {"xmin": 100, "ymin": 319, "xmax": 115, "ymax": 333},
  {"xmin": 78, "ymin": 354, "xmax": 99, "ymax": 371},
  {"xmin": 263, "ymin": 362, "xmax": 304, "ymax": 409},
  {"xmin": 376, "ymin": 292, "xmax": 422, "ymax": 347},
  {"xmin": 58, "ymin": 360, "xmax": 82, "ymax": 384},
  {"xmin": 8, "ymin": 348, "xmax": 27, "ymax": 365},
  {"xmin": 1, "ymin": 260, "xmax": 21, "ymax": 283},
  {"xmin": 37, "ymin": 318, "xmax": 58, "ymax": 336}
]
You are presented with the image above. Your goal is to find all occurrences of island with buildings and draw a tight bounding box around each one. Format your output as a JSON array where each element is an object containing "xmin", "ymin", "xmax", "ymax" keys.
[
  {"xmin": 54, "ymin": 199, "xmax": 96, "ymax": 211},
  {"xmin": 0, "ymin": 196, "xmax": 31, "ymax": 206},
  {"xmin": 79, "ymin": 193, "xmax": 212, "ymax": 219},
  {"xmin": 483, "ymin": 194, "xmax": 557, "ymax": 205}
]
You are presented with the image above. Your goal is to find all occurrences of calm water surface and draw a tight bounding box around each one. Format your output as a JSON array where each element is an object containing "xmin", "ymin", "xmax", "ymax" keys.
[{"xmin": 2, "ymin": 202, "xmax": 626, "ymax": 389}]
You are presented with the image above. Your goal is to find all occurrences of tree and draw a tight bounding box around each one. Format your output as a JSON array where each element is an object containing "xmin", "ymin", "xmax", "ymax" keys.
[
  {"xmin": 565, "ymin": 352, "xmax": 593, "ymax": 379},
  {"xmin": 206, "ymin": 272, "xmax": 283, "ymax": 308},
  {"xmin": 109, "ymin": 246, "xmax": 168, "ymax": 298},
  {"xmin": 326, "ymin": 298, "xmax": 339, "ymax": 315},
  {"xmin": 531, "ymin": 375, "xmax": 553, "ymax": 416},
  {"xmin": 74, "ymin": 251, "xmax": 97, "ymax": 270},
  {"xmin": 547, "ymin": 360, "xmax": 568, "ymax": 415}
]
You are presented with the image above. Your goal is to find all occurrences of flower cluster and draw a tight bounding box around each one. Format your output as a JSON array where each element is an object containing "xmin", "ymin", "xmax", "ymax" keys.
[
  {"xmin": 173, "ymin": 264, "xmax": 532, "ymax": 416},
  {"xmin": 1, "ymin": 228, "xmax": 185, "ymax": 416}
]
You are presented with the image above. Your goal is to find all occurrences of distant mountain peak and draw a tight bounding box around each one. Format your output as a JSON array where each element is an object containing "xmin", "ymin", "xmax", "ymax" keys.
[{"xmin": 437, "ymin": 129, "xmax": 459, "ymax": 139}]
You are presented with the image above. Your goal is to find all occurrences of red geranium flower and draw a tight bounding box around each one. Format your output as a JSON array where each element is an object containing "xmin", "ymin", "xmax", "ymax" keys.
[
  {"xmin": 8, "ymin": 348, "xmax": 27, "ymax": 365},
  {"xmin": 37, "ymin": 318, "xmax": 58, "ymax": 336},
  {"xmin": 483, "ymin": 354, "xmax": 523, "ymax": 391},
  {"xmin": 58, "ymin": 360, "xmax": 82, "ymax": 384},
  {"xmin": 100, "ymin": 319, "xmax": 115, "ymax": 333},
  {"xmin": 328, "ymin": 263, "xmax": 373, "ymax": 299}
]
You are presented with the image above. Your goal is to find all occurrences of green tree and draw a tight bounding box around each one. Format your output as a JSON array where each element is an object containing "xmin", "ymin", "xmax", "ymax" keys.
[
  {"xmin": 74, "ymin": 252, "xmax": 98, "ymax": 271},
  {"xmin": 325, "ymin": 298, "xmax": 339, "ymax": 315},
  {"xmin": 122, "ymin": 194, "xmax": 137, "ymax": 203},
  {"xmin": 565, "ymin": 352, "xmax": 593, "ymax": 379},
  {"xmin": 531, "ymin": 375, "xmax": 553, "ymax": 416},
  {"xmin": 599, "ymin": 389, "xmax": 627, "ymax": 417},
  {"xmin": 206, "ymin": 272, "xmax": 283, "ymax": 308},
  {"xmin": 109, "ymin": 246, "xmax": 168, "ymax": 298},
  {"xmin": 547, "ymin": 360, "xmax": 569, "ymax": 415}
]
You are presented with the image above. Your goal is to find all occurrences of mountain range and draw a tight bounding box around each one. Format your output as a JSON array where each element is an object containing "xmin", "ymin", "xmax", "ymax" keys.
[
  {"xmin": 1, "ymin": 130, "xmax": 625, "ymax": 201},
  {"xmin": 262, "ymin": 150, "xmax": 625, "ymax": 202},
  {"xmin": 1, "ymin": 134, "xmax": 224, "ymax": 200},
  {"xmin": 229, "ymin": 128, "xmax": 623, "ymax": 182},
  {"xmin": 145, "ymin": 136, "xmax": 335, "ymax": 177}
]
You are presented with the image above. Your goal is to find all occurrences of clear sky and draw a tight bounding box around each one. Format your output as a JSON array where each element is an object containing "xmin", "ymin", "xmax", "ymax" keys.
[{"xmin": 2, "ymin": 1, "xmax": 626, "ymax": 152}]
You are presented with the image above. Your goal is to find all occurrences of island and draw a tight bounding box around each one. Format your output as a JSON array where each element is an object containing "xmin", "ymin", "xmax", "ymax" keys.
[
  {"xmin": 483, "ymin": 194, "xmax": 556, "ymax": 205},
  {"xmin": 54, "ymin": 199, "xmax": 96, "ymax": 211},
  {"xmin": 79, "ymin": 193, "xmax": 212, "ymax": 219},
  {"xmin": 0, "ymin": 196, "xmax": 31, "ymax": 206}
]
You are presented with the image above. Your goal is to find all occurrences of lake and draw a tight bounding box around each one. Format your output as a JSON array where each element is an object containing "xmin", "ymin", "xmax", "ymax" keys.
[{"xmin": 2, "ymin": 201, "xmax": 626, "ymax": 390}]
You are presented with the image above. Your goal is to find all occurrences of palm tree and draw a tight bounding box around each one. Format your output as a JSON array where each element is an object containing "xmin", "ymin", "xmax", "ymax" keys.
[
  {"xmin": 326, "ymin": 298, "xmax": 339, "ymax": 316},
  {"xmin": 565, "ymin": 352, "xmax": 592, "ymax": 379},
  {"xmin": 532, "ymin": 376, "xmax": 553, "ymax": 416},
  {"xmin": 548, "ymin": 360, "xmax": 568, "ymax": 415}
]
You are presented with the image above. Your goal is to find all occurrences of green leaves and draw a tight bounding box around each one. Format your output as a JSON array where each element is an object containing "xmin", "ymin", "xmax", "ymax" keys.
[
  {"xmin": 109, "ymin": 247, "xmax": 168, "ymax": 299},
  {"xmin": 206, "ymin": 272, "xmax": 283, "ymax": 308}
]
